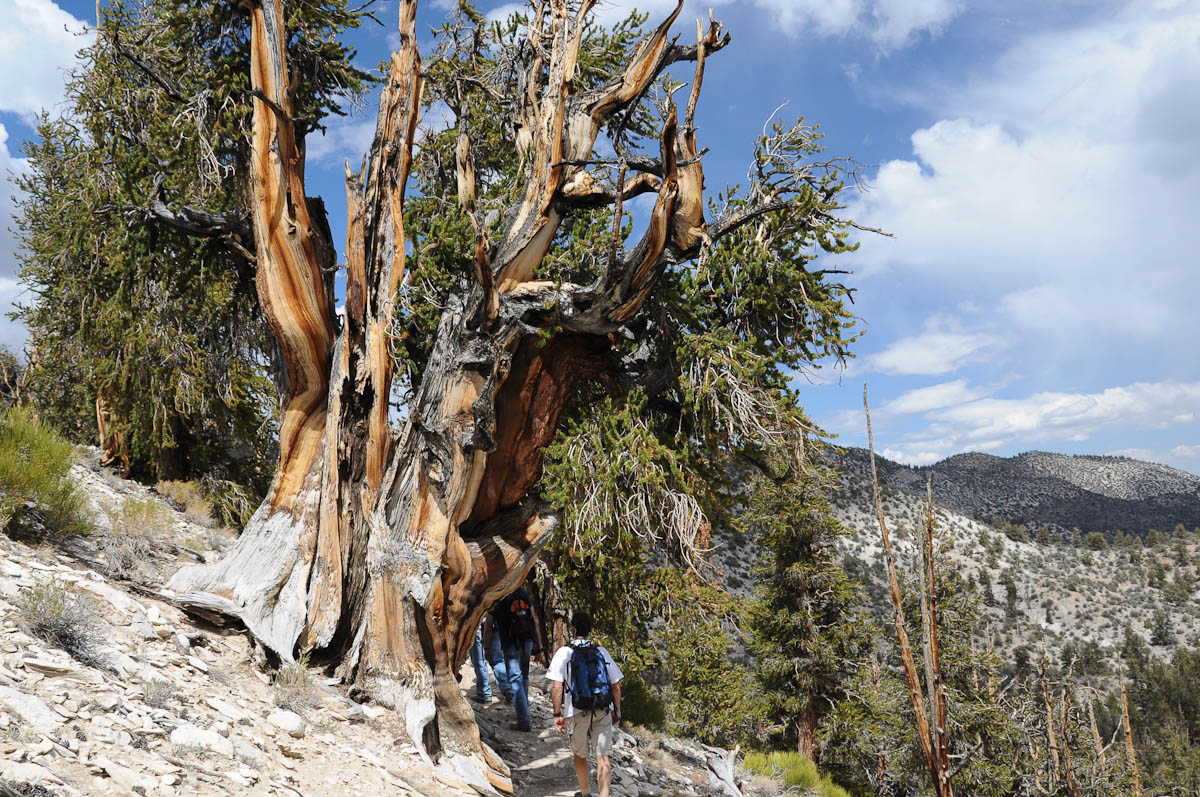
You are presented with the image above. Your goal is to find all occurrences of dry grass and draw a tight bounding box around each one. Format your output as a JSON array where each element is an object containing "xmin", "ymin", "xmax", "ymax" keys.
[
  {"xmin": 272, "ymin": 653, "xmax": 322, "ymax": 715},
  {"xmin": 155, "ymin": 480, "xmax": 215, "ymax": 527},
  {"xmin": 141, "ymin": 678, "xmax": 178, "ymax": 708},
  {"xmin": 16, "ymin": 577, "xmax": 106, "ymax": 668},
  {"xmin": 99, "ymin": 497, "xmax": 174, "ymax": 579}
]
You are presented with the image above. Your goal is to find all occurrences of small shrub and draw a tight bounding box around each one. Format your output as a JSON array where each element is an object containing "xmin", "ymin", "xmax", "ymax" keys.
[
  {"xmin": 272, "ymin": 653, "xmax": 321, "ymax": 715},
  {"xmin": 141, "ymin": 678, "xmax": 177, "ymax": 708},
  {"xmin": 15, "ymin": 577, "xmax": 106, "ymax": 668},
  {"xmin": 743, "ymin": 751, "xmax": 818, "ymax": 788},
  {"xmin": 0, "ymin": 406, "xmax": 90, "ymax": 537},
  {"xmin": 116, "ymin": 497, "xmax": 175, "ymax": 538},
  {"xmin": 156, "ymin": 480, "xmax": 215, "ymax": 527},
  {"xmin": 100, "ymin": 497, "xmax": 174, "ymax": 579}
]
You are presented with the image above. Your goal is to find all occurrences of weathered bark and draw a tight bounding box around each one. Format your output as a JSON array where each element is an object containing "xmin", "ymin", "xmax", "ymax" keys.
[
  {"xmin": 797, "ymin": 705, "xmax": 817, "ymax": 763},
  {"xmin": 864, "ymin": 389, "xmax": 950, "ymax": 796},
  {"xmin": 1120, "ymin": 678, "xmax": 1142, "ymax": 796},
  {"xmin": 1040, "ymin": 659, "xmax": 1061, "ymax": 788},
  {"xmin": 169, "ymin": 1, "xmax": 725, "ymax": 792},
  {"xmin": 95, "ymin": 388, "xmax": 130, "ymax": 475}
]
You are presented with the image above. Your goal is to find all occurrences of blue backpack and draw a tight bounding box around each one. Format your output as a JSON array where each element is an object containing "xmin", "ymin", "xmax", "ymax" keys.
[{"xmin": 567, "ymin": 642, "xmax": 612, "ymax": 712}]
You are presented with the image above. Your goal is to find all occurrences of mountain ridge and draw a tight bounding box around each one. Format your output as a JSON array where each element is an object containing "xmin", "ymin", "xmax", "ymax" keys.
[{"xmin": 828, "ymin": 446, "xmax": 1200, "ymax": 538}]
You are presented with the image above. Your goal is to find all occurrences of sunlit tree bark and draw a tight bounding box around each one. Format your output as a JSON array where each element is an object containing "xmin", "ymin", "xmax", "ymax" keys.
[{"xmin": 170, "ymin": 0, "xmax": 746, "ymax": 789}]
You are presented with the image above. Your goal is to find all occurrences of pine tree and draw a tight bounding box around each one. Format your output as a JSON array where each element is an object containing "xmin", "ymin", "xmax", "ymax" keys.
[
  {"xmin": 14, "ymin": 0, "xmax": 369, "ymax": 520},
  {"xmin": 746, "ymin": 463, "xmax": 868, "ymax": 762}
]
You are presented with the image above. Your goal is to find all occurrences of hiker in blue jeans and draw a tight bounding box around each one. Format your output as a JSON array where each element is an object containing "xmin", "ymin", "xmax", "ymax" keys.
[
  {"xmin": 494, "ymin": 585, "xmax": 542, "ymax": 731},
  {"xmin": 469, "ymin": 615, "xmax": 510, "ymax": 703}
]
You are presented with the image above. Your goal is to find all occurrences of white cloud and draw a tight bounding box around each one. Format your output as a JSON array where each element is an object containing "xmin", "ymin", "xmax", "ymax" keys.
[
  {"xmin": 925, "ymin": 381, "xmax": 1200, "ymax": 447},
  {"xmin": 0, "ymin": 124, "xmax": 29, "ymax": 279},
  {"xmin": 1169, "ymin": 444, "xmax": 1200, "ymax": 459},
  {"xmin": 870, "ymin": 0, "xmax": 961, "ymax": 49},
  {"xmin": 0, "ymin": 0, "xmax": 87, "ymax": 123},
  {"xmin": 848, "ymin": 1, "xmax": 1200, "ymax": 352},
  {"xmin": 854, "ymin": 316, "xmax": 1004, "ymax": 376},
  {"xmin": 881, "ymin": 378, "xmax": 986, "ymax": 414},
  {"xmin": 882, "ymin": 447, "xmax": 945, "ymax": 465},
  {"xmin": 307, "ymin": 116, "xmax": 378, "ymax": 165},
  {"xmin": 0, "ymin": 277, "xmax": 27, "ymax": 355},
  {"xmin": 488, "ymin": 0, "xmax": 957, "ymax": 51}
]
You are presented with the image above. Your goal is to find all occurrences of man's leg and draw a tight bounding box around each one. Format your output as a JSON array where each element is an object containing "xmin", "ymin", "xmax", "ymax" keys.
[
  {"xmin": 573, "ymin": 754, "xmax": 591, "ymax": 795},
  {"xmin": 591, "ymin": 709, "xmax": 615, "ymax": 797},
  {"xmin": 502, "ymin": 641, "xmax": 529, "ymax": 728},
  {"xmin": 469, "ymin": 628, "xmax": 491, "ymax": 701},
  {"xmin": 512, "ymin": 637, "xmax": 533, "ymax": 728},
  {"xmin": 489, "ymin": 633, "xmax": 510, "ymax": 699},
  {"xmin": 569, "ymin": 714, "xmax": 593, "ymax": 795},
  {"xmin": 596, "ymin": 754, "xmax": 612, "ymax": 797}
]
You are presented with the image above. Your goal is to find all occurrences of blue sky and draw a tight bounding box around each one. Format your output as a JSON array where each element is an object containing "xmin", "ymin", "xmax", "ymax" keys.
[{"xmin": 2, "ymin": 0, "xmax": 1199, "ymax": 474}]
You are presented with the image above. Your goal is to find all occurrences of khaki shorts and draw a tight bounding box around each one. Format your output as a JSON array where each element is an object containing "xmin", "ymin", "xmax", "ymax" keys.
[{"xmin": 568, "ymin": 709, "xmax": 613, "ymax": 758}]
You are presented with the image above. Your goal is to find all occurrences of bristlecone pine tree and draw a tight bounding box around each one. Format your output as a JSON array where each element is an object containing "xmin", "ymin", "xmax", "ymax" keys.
[
  {"xmin": 168, "ymin": 0, "xmax": 865, "ymax": 789},
  {"xmin": 15, "ymin": 0, "xmax": 367, "ymax": 518}
]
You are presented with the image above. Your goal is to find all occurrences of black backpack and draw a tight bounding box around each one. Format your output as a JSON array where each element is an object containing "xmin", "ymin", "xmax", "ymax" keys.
[
  {"xmin": 567, "ymin": 642, "xmax": 612, "ymax": 712},
  {"xmin": 506, "ymin": 593, "xmax": 535, "ymax": 641}
]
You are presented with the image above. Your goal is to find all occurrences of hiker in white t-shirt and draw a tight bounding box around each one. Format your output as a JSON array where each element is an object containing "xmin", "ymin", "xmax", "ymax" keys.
[{"xmin": 547, "ymin": 611, "xmax": 623, "ymax": 797}]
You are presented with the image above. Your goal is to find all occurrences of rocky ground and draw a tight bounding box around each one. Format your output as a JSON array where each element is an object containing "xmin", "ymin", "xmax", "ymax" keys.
[{"xmin": 0, "ymin": 454, "xmax": 763, "ymax": 797}]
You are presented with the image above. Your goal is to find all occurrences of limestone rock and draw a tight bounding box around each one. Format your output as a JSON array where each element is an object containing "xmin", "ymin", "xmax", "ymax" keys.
[
  {"xmin": 0, "ymin": 760, "xmax": 64, "ymax": 786},
  {"xmin": 95, "ymin": 754, "xmax": 153, "ymax": 791},
  {"xmin": 268, "ymin": 709, "xmax": 306, "ymax": 738},
  {"xmin": 0, "ymin": 684, "xmax": 63, "ymax": 735},
  {"xmin": 169, "ymin": 724, "xmax": 236, "ymax": 757}
]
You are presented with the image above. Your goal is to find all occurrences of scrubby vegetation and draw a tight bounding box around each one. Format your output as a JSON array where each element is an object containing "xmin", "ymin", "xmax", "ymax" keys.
[
  {"xmin": 0, "ymin": 406, "xmax": 91, "ymax": 537},
  {"xmin": 15, "ymin": 577, "xmax": 106, "ymax": 668},
  {"xmin": 272, "ymin": 653, "xmax": 322, "ymax": 716},
  {"xmin": 742, "ymin": 751, "xmax": 849, "ymax": 796}
]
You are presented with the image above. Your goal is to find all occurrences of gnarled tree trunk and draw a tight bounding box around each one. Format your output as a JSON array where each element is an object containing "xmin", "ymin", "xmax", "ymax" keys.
[{"xmin": 169, "ymin": 0, "xmax": 727, "ymax": 791}]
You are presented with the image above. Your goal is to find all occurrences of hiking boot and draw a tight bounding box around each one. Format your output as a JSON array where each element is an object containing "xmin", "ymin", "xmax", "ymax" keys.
[
  {"xmin": 509, "ymin": 721, "xmax": 532, "ymax": 732},
  {"xmin": 470, "ymin": 694, "xmax": 493, "ymax": 705},
  {"xmin": 502, "ymin": 690, "xmax": 513, "ymax": 703}
]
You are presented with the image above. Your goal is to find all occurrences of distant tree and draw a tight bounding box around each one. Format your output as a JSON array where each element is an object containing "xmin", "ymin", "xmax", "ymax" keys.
[
  {"xmin": 1036, "ymin": 526, "xmax": 1055, "ymax": 545},
  {"xmin": 1147, "ymin": 529, "xmax": 1169, "ymax": 547},
  {"xmin": 1151, "ymin": 609, "xmax": 1173, "ymax": 647},
  {"xmin": 1013, "ymin": 644, "xmax": 1033, "ymax": 679},
  {"xmin": 1084, "ymin": 531, "xmax": 1109, "ymax": 551},
  {"xmin": 978, "ymin": 568, "xmax": 995, "ymax": 606},
  {"xmin": 1001, "ymin": 569, "xmax": 1019, "ymax": 619},
  {"xmin": 1172, "ymin": 534, "xmax": 1189, "ymax": 565},
  {"xmin": 1164, "ymin": 572, "xmax": 1194, "ymax": 605},
  {"xmin": 1149, "ymin": 559, "xmax": 1167, "ymax": 589},
  {"xmin": 1121, "ymin": 625, "xmax": 1151, "ymax": 677},
  {"xmin": 747, "ymin": 465, "xmax": 868, "ymax": 761}
]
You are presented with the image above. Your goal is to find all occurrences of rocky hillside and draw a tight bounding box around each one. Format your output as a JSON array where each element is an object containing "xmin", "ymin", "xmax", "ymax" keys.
[
  {"xmin": 0, "ymin": 453, "xmax": 773, "ymax": 797},
  {"xmin": 708, "ymin": 446, "xmax": 1200, "ymax": 674},
  {"xmin": 830, "ymin": 447, "xmax": 1200, "ymax": 538}
]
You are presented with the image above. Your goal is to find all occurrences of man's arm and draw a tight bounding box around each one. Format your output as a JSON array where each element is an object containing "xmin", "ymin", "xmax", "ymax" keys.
[
  {"xmin": 551, "ymin": 681, "xmax": 566, "ymax": 732},
  {"xmin": 611, "ymin": 681, "xmax": 622, "ymax": 725}
]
